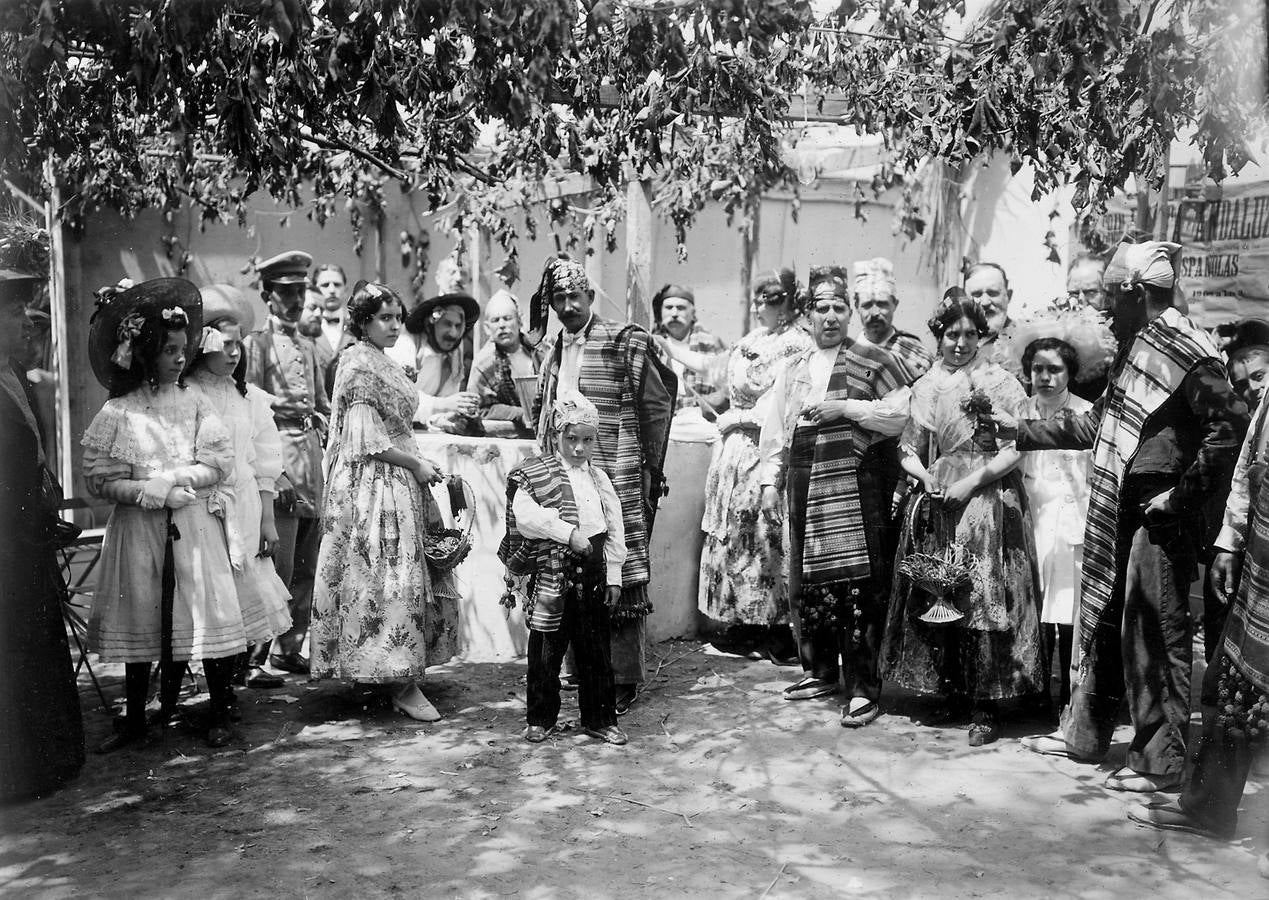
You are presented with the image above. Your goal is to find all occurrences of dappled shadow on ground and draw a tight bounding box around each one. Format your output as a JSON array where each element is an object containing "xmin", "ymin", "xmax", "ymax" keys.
[{"xmin": 1, "ymin": 642, "xmax": 1266, "ymax": 899}]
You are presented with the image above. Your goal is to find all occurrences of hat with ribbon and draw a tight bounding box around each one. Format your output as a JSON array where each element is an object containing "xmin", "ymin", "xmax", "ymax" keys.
[
  {"xmin": 89, "ymin": 277, "xmax": 202, "ymax": 392},
  {"xmin": 199, "ymin": 283, "xmax": 269, "ymax": 352},
  {"xmin": 528, "ymin": 255, "xmax": 591, "ymax": 335},
  {"xmin": 552, "ymin": 390, "xmax": 600, "ymax": 434}
]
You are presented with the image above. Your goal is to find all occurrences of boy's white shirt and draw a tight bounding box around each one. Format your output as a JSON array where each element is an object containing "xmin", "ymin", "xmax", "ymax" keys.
[{"xmin": 510, "ymin": 453, "xmax": 627, "ymax": 586}]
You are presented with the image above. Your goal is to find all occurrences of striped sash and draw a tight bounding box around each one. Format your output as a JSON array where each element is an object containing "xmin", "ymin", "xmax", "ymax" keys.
[
  {"xmin": 500, "ymin": 454, "xmax": 578, "ymax": 633},
  {"xmin": 1080, "ymin": 307, "xmax": 1221, "ymax": 652},
  {"xmin": 802, "ymin": 340, "xmax": 907, "ymax": 584},
  {"xmin": 1223, "ymin": 473, "xmax": 1269, "ymax": 693}
]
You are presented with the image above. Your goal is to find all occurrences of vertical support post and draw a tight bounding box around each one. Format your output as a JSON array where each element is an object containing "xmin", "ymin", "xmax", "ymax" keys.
[
  {"xmin": 625, "ymin": 179, "xmax": 653, "ymax": 328},
  {"xmin": 470, "ymin": 224, "xmax": 494, "ymax": 351},
  {"xmin": 44, "ymin": 154, "xmax": 72, "ymax": 494},
  {"xmin": 739, "ymin": 200, "xmax": 760, "ymax": 336},
  {"xmin": 1154, "ymin": 144, "xmax": 1173, "ymax": 240}
]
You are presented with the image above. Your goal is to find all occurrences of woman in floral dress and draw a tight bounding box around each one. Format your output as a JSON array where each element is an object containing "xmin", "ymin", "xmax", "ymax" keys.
[
  {"xmin": 881, "ymin": 294, "xmax": 1045, "ymax": 746},
  {"xmin": 310, "ymin": 282, "xmax": 458, "ymax": 722},
  {"xmin": 698, "ymin": 268, "xmax": 813, "ymax": 648}
]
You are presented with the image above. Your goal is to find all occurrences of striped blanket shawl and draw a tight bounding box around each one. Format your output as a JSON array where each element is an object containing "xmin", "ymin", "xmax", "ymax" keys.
[
  {"xmin": 534, "ymin": 317, "xmax": 674, "ymax": 590},
  {"xmin": 499, "ymin": 454, "xmax": 578, "ymax": 633},
  {"xmin": 884, "ymin": 329, "xmax": 935, "ymax": 385},
  {"xmin": 1224, "ymin": 469, "xmax": 1269, "ymax": 692},
  {"xmin": 1081, "ymin": 307, "xmax": 1221, "ymax": 655},
  {"xmin": 781, "ymin": 340, "xmax": 907, "ymax": 585}
]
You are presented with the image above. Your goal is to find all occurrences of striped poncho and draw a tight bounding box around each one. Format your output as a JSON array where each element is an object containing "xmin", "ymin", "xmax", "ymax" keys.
[
  {"xmin": 533, "ymin": 316, "xmax": 675, "ymax": 608},
  {"xmin": 1080, "ymin": 307, "xmax": 1223, "ymax": 655},
  {"xmin": 499, "ymin": 454, "xmax": 578, "ymax": 633}
]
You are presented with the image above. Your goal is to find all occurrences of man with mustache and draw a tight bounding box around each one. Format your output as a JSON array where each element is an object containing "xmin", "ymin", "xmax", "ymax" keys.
[
  {"xmin": 530, "ymin": 255, "xmax": 675, "ymax": 715},
  {"xmin": 649, "ymin": 284, "xmax": 727, "ymax": 417},
  {"xmin": 851, "ymin": 257, "xmax": 934, "ymax": 383},
  {"xmin": 758, "ymin": 266, "xmax": 911, "ymax": 725},
  {"xmin": 1002, "ymin": 241, "xmax": 1247, "ymax": 794},
  {"xmin": 466, "ymin": 289, "xmax": 544, "ymax": 438},
  {"xmin": 388, "ymin": 291, "xmax": 481, "ymax": 432},
  {"xmin": 244, "ymin": 250, "xmax": 331, "ymax": 677}
]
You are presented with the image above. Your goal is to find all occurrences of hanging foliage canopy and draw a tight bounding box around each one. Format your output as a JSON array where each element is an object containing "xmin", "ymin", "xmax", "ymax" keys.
[{"xmin": 0, "ymin": 0, "xmax": 1264, "ymax": 289}]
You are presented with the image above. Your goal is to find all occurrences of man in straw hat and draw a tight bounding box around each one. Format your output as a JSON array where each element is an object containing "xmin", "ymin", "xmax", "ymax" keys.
[
  {"xmin": 758, "ymin": 266, "xmax": 911, "ymax": 725},
  {"xmin": 1000, "ymin": 240, "xmax": 1247, "ymax": 793},
  {"xmin": 244, "ymin": 250, "xmax": 329, "ymax": 676},
  {"xmin": 465, "ymin": 288, "xmax": 543, "ymax": 438},
  {"xmin": 530, "ymin": 254, "xmax": 675, "ymax": 714}
]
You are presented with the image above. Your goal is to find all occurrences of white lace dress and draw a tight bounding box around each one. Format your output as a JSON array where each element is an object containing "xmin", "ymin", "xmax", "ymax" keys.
[
  {"xmin": 189, "ymin": 371, "xmax": 293, "ymax": 642},
  {"xmin": 82, "ymin": 384, "xmax": 246, "ymax": 662}
]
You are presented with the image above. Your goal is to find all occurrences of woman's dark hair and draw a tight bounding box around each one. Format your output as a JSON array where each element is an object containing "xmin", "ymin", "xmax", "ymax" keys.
[
  {"xmin": 311, "ymin": 262, "xmax": 347, "ymax": 288},
  {"xmin": 346, "ymin": 280, "xmax": 402, "ymax": 339},
  {"xmin": 927, "ymin": 295, "xmax": 990, "ymax": 342},
  {"xmin": 1022, "ymin": 337, "xmax": 1080, "ymax": 382},
  {"xmin": 652, "ymin": 283, "xmax": 695, "ymax": 323},
  {"xmin": 189, "ymin": 316, "xmax": 248, "ymax": 396},
  {"xmin": 114, "ymin": 311, "xmax": 189, "ymax": 397},
  {"xmin": 752, "ymin": 267, "xmax": 801, "ymax": 314}
]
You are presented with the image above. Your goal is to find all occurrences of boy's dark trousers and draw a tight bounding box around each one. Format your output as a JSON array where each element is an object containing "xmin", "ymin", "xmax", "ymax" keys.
[{"xmin": 526, "ymin": 534, "xmax": 618, "ymax": 731}]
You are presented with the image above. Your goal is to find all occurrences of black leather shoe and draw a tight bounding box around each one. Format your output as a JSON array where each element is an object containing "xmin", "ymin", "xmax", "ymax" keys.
[
  {"xmin": 269, "ymin": 652, "xmax": 310, "ymax": 675},
  {"xmin": 614, "ymin": 686, "xmax": 637, "ymax": 716}
]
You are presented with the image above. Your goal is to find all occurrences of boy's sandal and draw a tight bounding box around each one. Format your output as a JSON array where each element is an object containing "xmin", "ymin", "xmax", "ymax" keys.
[
  {"xmin": 1020, "ymin": 733, "xmax": 1084, "ymax": 760},
  {"xmin": 840, "ymin": 699, "xmax": 881, "ymax": 728}
]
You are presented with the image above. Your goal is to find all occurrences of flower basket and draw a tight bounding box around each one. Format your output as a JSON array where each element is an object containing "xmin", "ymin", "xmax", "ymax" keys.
[
  {"xmin": 897, "ymin": 541, "xmax": 973, "ymax": 626},
  {"xmin": 424, "ymin": 476, "xmax": 474, "ymax": 571}
]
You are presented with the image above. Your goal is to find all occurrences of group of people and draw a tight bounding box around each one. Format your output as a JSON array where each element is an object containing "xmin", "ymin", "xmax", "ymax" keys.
[{"xmin": 4, "ymin": 236, "xmax": 1268, "ymax": 863}]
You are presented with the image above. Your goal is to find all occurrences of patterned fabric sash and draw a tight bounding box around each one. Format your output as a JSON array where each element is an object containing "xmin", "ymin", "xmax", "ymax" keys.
[
  {"xmin": 1223, "ymin": 474, "xmax": 1269, "ymax": 692},
  {"xmin": 802, "ymin": 340, "xmax": 907, "ymax": 585},
  {"xmin": 884, "ymin": 329, "xmax": 935, "ymax": 385},
  {"xmin": 535, "ymin": 317, "xmax": 670, "ymax": 589},
  {"xmin": 499, "ymin": 455, "xmax": 578, "ymax": 633},
  {"xmin": 1080, "ymin": 307, "xmax": 1221, "ymax": 654}
]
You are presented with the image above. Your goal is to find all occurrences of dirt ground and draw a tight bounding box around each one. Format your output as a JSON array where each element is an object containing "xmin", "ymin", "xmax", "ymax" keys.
[{"xmin": 2, "ymin": 639, "xmax": 1266, "ymax": 900}]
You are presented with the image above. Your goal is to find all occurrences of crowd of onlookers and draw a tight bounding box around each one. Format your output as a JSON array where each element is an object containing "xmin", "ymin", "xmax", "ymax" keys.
[{"xmin": 2, "ymin": 238, "xmax": 1266, "ymax": 877}]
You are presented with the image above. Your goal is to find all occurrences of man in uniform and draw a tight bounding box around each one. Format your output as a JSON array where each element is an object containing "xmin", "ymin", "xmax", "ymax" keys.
[{"xmin": 244, "ymin": 250, "xmax": 329, "ymax": 675}]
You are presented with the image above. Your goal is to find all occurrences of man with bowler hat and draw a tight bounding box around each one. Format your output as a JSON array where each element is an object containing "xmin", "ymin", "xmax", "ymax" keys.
[{"xmin": 244, "ymin": 250, "xmax": 329, "ymax": 675}]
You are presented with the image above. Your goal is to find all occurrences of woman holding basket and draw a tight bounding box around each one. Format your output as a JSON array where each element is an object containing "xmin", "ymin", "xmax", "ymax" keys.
[{"xmin": 310, "ymin": 281, "xmax": 459, "ymax": 721}]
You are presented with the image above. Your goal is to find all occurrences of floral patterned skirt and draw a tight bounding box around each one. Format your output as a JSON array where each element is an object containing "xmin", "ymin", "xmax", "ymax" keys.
[
  {"xmin": 697, "ymin": 427, "xmax": 788, "ymax": 626},
  {"xmin": 881, "ymin": 465, "xmax": 1046, "ymax": 701},
  {"xmin": 311, "ymin": 455, "xmax": 458, "ymax": 682}
]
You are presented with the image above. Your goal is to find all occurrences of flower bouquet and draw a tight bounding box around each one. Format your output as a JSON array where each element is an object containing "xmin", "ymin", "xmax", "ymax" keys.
[
  {"xmin": 960, "ymin": 389, "xmax": 997, "ymax": 452},
  {"xmin": 898, "ymin": 540, "xmax": 974, "ymax": 625}
]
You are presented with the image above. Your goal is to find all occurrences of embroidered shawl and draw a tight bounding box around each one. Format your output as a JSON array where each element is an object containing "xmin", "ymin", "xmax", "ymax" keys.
[
  {"xmin": 781, "ymin": 340, "xmax": 908, "ymax": 584},
  {"xmin": 499, "ymin": 454, "xmax": 578, "ymax": 633},
  {"xmin": 884, "ymin": 329, "xmax": 935, "ymax": 386},
  {"xmin": 1080, "ymin": 307, "xmax": 1222, "ymax": 654},
  {"xmin": 534, "ymin": 316, "xmax": 674, "ymax": 590}
]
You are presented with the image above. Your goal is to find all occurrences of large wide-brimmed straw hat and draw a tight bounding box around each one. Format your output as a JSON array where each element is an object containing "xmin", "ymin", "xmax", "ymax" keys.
[
  {"xmin": 404, "ymin": 292, "xmax": 480, "ymax": 335},
  {"xmin": 200, "ymin": 283, "xmax": 268, "ymax": 334},
  {"xmin": 89, "ymin": 277, "xmax": 202, "ymax": 392}
]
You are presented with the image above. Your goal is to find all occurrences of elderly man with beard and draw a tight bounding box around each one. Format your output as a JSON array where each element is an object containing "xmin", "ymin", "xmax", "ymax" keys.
[
  {"xmin": 466, "ymin": 289, "xmax": 544, "ymax": 438},
  {"xmin": 758, "ymin": 266, "xmax": 911, "ymax": 724},
  {"xmin": 388, "ymin": 291, "xmax": 481, "ymax": 432},
  {"xmin": 1003, "ymin": 241, "xmax": 1247, "ymax": 793},
  {"xmin": 531, "ymin": 255, "xmax": 675, "ymax": 714},
  {"xmin": 244, "ymin": 250, "xmax": 331, "ymax": 676}
]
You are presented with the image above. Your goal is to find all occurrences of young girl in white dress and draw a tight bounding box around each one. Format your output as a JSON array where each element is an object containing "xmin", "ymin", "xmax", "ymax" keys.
[
  {"xmin": 187, "ymin": 285, "xmax": 293, "ymax": 694},
  {"xmin": 83, "ymin": 279, "xmax": 245, "ymax": 751},
  {"xmin": 1019, "ymin": 337, "xmax": 1093, "ymax": 711}
]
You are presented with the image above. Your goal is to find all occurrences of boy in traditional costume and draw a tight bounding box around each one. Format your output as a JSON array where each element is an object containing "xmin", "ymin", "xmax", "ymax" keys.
[
  {"xmin": 501, "ymin": 392, "xmax": 629, "ymax": 746},
  {"xmin": 1012, "ymin": 241, "xmax": 1247, "ymax": 791},
  {"xmin": 758, "ymin": 266, "xmax": 910, "ymax": 726},
  {"xmin": 529, "ymin": 255, "xmax": 675, "ymax": 714}
]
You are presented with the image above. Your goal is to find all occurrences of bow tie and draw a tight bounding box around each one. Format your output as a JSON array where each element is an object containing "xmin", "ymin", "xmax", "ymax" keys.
[
  {"xmin": 560, "ymin": 330, "xmax": 586, "ymax": 348},
  {"xmin": 323, "ymin": 316, "xmax": 342, "ymax": 325}
]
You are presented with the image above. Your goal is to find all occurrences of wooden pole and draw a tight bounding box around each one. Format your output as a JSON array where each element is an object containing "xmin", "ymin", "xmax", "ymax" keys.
[
  {"xmin": 469, "ymin": 224, "xmax": 495, "ymax": 351},
  {"xmin": 739, "ymin": 200, "xmax": 760, "ymax": 335},
  {"xmin": 626, "ymin": 179, "xmax": 653, "ymax": 328},
  {"xmin": 44, "ymin": 153, "xmax": 73, "ymax": 494},
  {"xmin": 1153, "ymin": 144, "xmax": 1172, "ymax": 240}
]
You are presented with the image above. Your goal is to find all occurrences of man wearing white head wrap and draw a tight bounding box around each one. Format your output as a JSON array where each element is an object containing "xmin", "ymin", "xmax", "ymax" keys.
[
  {"xmin": 503, "ymin": 388, "xmax": 629, "ymax": 745},
  {"xmin": 466, "ymin": 289, "xmax": 544, "ymax": 437},
  {"xmin": 1004, "ymin": 239, "xmax": 1248, "ymax": 792},
  {"xmin": 852, "ymin": 257, "xmax": 934, "ymax": 383}
]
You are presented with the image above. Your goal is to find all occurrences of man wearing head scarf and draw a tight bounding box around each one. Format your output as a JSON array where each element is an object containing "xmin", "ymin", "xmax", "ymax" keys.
[
  {"xmin": 852, "ymin": 257, "xmax": 934, "ymax": 384},
  {"xmin": 649, "ymin": 284, "xmax": 728, "ymax": 415},
  {"xmin": 1002, "ymin": 240, "xmax": 1247, "ymax": 793},
  {"xmin": 530, "ymin": 254, "xmax": 675, "ymax": 714},
  {"xmin": 756, "ymin": 265, "xmax": 911, "ymax": 724},
  {"xmin": 465, "ymin": 289, "xmax": 544, "ymax": 438}
]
